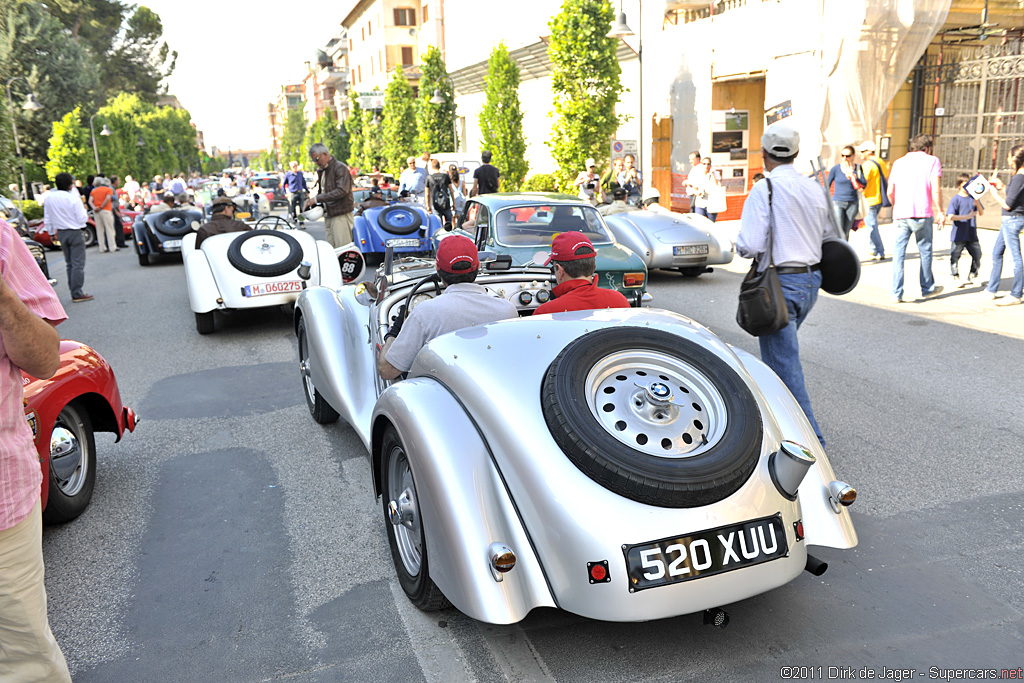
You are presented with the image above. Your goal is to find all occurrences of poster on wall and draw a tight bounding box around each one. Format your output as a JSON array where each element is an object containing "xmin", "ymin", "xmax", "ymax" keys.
[
  {"xmin": 765, "ymin": 100, "xmax": 793, "ymax": 125},
  {"xmin": 710, "ymin": 110, "xmax": 749, "ymax": 195}
]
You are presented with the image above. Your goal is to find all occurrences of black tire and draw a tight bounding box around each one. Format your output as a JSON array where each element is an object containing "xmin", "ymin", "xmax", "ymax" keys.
[
  {"xmin": 148, "ymin": 210, "xmax": 196, "ymax": 237},
  {"xmin": 82, "ymin": 225, "xmax": 97, "ymax": 248},
  {"xmin": 381, "ymin": 426, "xmax": 450, "ymax": 611},
  {"xmin": 680, "ymin": 266, "xmax": 706, "ymax": 278},
  {"xmin": 42, "ymin": 403, "xmax": 97, "ymax": 524},
  {"xmin": 195, "ymin": 311, "xmax": 215, "ymax": 335},
  {"xmin": 541, "ymin": 328, "xmax": 763, "ymax": 508},
  {"xmin": 297, "ymin": 318, "xmax": 340, "ymax": 424},
  {"xmin": 227, "ymin": 230, "xmax": 304, "ymax": 278},
  {"xmin": 376, "ymin": 205, "xmax": 423, "ymax": 235}
]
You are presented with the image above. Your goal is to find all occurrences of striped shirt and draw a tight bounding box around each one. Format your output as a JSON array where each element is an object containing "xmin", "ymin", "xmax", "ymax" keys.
[
  {"xmin": 0, "ymin": 220, "xmax": 67, "ymax": 530},
  {"xmin": 736, "ymin": 164, "xmax": 830, "ymax": 269}
]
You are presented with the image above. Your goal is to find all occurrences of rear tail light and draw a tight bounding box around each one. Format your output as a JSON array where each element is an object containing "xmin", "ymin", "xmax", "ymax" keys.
[
  {"xmin": 623, "ymin": 272, "xmax": 645, "ymax": 288},
  {"xmin": 769, "ymin": 440, "xmax": 816, "ymax": 500}
]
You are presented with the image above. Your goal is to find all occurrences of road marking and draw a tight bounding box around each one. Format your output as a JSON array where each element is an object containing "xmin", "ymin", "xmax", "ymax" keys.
[
  {"xmin": 389, "ymin": 580, "xmax": 477, "ymax": 682},
  {"xmin": 478, "ymin": 623, "xmax": 555, "ymax": 682}
]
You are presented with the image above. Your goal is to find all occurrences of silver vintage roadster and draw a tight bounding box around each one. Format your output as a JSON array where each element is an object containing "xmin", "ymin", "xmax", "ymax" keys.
[
  {"xmin": 603, "ymin": 208, "xmax": 734, "ymax": 277},
  {"xmin": 294, "ymin": 254, "xmax": 857, "ymax": 625}
]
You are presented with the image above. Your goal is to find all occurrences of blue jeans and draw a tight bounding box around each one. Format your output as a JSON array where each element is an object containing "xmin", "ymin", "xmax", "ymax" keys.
[
  {"xmin": 892, "ymin": 217, "xmax": 936, "ymax": 300},
  {"xmin": 759, "ymin": 270, "xmax": 825, "ymax": 448},
  {"xmin": 864, "ymin": 203, "xmax": 885, "ymax": 257},
  {"xmin": 986, "ymin": 227, "xmax": 1007, "ymax": 293},
  {"xmin": 694, "ymin": 207, "xmax": 718, "ymax": 222},
  {"xmin": 834, "ymin": 200, "xmax": 858, "ymax": 240},
  {"xmin": 990, "ymin": 215, "xmax": 1024, "ymax": 299}
]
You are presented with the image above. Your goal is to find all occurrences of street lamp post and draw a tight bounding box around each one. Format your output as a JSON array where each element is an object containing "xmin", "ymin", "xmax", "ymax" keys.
[
  {"xmin": 5, "ymin": 76, "xmax": 44, "ymax": 201},
  {"xmin": 609, "ymin": 3, "xmax": 642, "ymax": 187},
  {"xmin": 429, "ymin": 75, "xmax": 458, "ymax": 153},
  {"xmin": 89, "ymin": 113, "xmax": 112, "ymax": 174}
]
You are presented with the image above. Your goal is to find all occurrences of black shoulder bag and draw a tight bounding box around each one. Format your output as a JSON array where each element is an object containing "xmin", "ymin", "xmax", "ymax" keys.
[{"xmin": 736, "ymin": 178, "xmax": 790, "ymax": 336}]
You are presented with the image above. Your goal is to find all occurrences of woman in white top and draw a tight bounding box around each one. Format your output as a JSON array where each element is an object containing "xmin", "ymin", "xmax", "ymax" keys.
[
  {"xmin": 692, "ymin": 157, "xmax": 722, "ymax": 223},
  {"xmin": 448, "ymin": 165, "xmax": 466, "ymax": 213}
]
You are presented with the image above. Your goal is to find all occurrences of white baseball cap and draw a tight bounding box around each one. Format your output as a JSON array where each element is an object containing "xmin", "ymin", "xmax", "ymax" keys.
[
  {"xmin": 585, "ymin": 158, "xmax": 597, "ymax": 168},
  {"xmin": 857, "ymin": 140, "xmax": 876, "ymax": 153},
  {"xmin": 761, "ymin": 121, "xmax": 800, "ymax": 157}
]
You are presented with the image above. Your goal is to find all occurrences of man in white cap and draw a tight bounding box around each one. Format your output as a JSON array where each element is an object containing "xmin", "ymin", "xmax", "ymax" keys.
[
  {"xmin": 858, "ymin": 140, "xmax": 888, "ymax": 260},
  {"xmin": 736, "ymin": 120, "xmax": 831, "ymax": 449},
  {"xmin": 573, "ymin": 158, "xmax": 605, "ymax": 205}
]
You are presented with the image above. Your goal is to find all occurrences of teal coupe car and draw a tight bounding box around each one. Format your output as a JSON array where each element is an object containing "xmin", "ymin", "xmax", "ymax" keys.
[{"xmin": 444, "ymin": 193, "xmax": 650, "ymax": 306}]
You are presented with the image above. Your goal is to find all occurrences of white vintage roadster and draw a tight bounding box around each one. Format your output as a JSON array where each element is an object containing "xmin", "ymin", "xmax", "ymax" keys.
[
  {"xmin": 183, "ymin": 216, "xmax": 341, "ymax": 334},
  {"xmin": 294, "ymin": 253, "xmax": 857, "ymax": 625}
]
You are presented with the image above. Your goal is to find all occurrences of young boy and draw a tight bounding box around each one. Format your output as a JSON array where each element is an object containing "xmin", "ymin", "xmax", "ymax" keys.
[{"xmin": 946, "ymin": 173, "xmax": 984, "ymax": 287}]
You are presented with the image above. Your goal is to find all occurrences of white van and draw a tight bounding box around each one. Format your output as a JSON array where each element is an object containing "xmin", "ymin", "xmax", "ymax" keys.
[{"xmin": 430, "ymin": 154, "xmax": 482, "ymax": 194}]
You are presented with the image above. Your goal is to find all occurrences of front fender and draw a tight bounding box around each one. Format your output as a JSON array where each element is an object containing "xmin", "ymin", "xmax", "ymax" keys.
[
  {"xmin": 315, "ymin": 240, "xmax": 343, "ymax": 289},
  {"xmin": 184, "ymin": 249, "xmax": 222, "ymax": 314},
  {"xmin": 372, "ymin": 379, "xmax": 556, "ymax": 624},
  {"xmin": 295, "ymin": 285, "xmax": 376, "ymax": 449},
  {"xmin": 732, "ymin": 347, "xmax": 857, "ymax": 550}
]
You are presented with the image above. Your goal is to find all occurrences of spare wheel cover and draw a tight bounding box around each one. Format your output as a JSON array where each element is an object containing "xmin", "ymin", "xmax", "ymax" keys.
[
  {"xmin": 227, "ymin": 229, "xmax": 304, "ymax": 278},
  {"xmin": 376, "ymin": 205, "xmax": 423, "ymax": 235}
]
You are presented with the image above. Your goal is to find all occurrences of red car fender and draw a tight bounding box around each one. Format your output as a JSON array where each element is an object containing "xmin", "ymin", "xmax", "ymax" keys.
[{"xmin": 21, "ymin": 340, "xmax": 138, "ymax": 510}]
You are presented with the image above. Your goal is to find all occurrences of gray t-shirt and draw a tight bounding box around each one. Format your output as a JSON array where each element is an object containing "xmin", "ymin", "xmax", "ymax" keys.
[{"xmin": 386, "ymin": 282, "xmax": 519, "ymax": 372}]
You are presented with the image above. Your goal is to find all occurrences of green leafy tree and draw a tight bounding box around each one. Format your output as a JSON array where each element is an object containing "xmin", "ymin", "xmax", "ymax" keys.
[
  {"xmin": 361, "ymin": 110, "xmax": 385, "ymax": 174},
  {"xmin": 93, "ymin": 92, "xmax": 199, "ymax": 181},
  {"xmin": 0, "ymin": 95, "xmax": 16, "ymax": 194},
  {"xmin": 45, "ymin": 106, "xmax": 93, "ymax": 179},
  {"xmin": 304, "ymin": 109, "xmax": 349, "ymax": 165},
  {"xmin": 547, "ymin": 0, "xmax": 624, "ymax": 187},
  {"xmin": 381, "ymin": 70, "xmax": 417, "ymax": 175},
  {"xmin": 254, "ymin": 149, "xmax": 278, "ymax": 172},
  {"xmin": 280, "ymin": 109, "xmax": 307, "ymax": 167},
  {"xmin": 345, "ymin": 95, "xmax": 365, "ymax": 169},
  {"xmin": 100, "ymin": 5, "xmax": 176, "ymax": 99},
  {"xmin": 416, "ymin": 46, "xmax": 455, "ymax": 153},
  {"xmin": 0, "ymin": 2, "xmax": 100, "ymax": 167},
  {"xmin": 479, "ymin": 43, "xmax": 529, "ymax": 191}
]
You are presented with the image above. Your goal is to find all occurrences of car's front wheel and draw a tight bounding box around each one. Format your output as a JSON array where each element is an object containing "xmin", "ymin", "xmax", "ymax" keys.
[
  {"xmin": 382, "ymin": 426, "xmax": 450, "ymax": 611},
  {"xmin": 297, "ymin": 318, "xmax": 339, "ymax": 424},
  {"xmin": 42, "ymin": 402, "xmax": 96, "ymax": 524},
  {"xmin": 82, "ymin": 225, "xmax": 97, "ymax": 248}
]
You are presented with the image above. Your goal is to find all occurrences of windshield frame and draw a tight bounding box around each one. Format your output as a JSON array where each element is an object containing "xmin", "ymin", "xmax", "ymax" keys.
[{"xmin": 490, "ymin": 203, "xmax": 614, "ymax": 249}]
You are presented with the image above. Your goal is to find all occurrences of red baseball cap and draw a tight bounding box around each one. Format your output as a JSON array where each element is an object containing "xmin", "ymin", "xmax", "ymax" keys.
[
  {"xmin": 435, "ymin": 235, "xmax": 479, "ymax": 273},
  {"xmin": 543, "ymin": 231, "xmax": 596, "ymax": 265}
]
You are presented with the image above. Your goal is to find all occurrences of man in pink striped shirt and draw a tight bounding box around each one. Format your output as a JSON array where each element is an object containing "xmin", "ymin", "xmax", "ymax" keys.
[{"xmin": 0, "ymin": 218, "xmax": 71, "ymax": 682}]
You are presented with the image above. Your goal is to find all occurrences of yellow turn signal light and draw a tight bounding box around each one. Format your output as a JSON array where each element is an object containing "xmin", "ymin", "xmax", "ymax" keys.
[
  {"xmin": 828, "ymin": 481, "xmax": 857, "ymax": 513},
  {"xmin": 487, "ymin": 542, "xmax": 516, "ymax": 581}
]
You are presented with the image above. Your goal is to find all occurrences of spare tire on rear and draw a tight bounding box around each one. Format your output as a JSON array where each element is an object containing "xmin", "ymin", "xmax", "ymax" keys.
[
  {"xmin": 376, "ymin": 205, "xmax": 422, "ymax": 235},
  {"xmin": 541, "ymin": 327, "xmax": 762, "ymax": 508},
  {"xmin": 227, "ymin": 230, "xmax": 304, "ymax": 278},
  {"xmin": 148, "ymin": 210, "xmax": 198, "ymax": 237}
]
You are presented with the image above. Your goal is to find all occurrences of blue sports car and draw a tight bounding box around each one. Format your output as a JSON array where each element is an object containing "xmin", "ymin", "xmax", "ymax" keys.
[{"xmin": 353, "ymin": 201, "xmax": 443, "ymax": 268}]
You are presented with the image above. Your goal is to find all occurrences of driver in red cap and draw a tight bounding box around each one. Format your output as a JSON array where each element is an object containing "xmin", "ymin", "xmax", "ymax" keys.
[
  {"xmin": 534, "ymin": 231, "xmax": 630, "ymax": 314},
  {"xmin": 377, "ymin": 235, "xmax": 518, "ymax": 380}
]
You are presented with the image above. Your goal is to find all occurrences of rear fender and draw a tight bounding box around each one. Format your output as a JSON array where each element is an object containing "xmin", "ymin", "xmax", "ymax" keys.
[
  {"xmin": 353, "ymin": 216, "xmax": 372, "ymax": 251},
  {"xmin": 132, "ymin": 225, "xmax": 152, "ymax": 254},
  {"xmin": 295, "ymin": 285, "xmax": 375, "ymax": 449},
  {"xmin": 372, "ymin": 379, "xmax": 556, "ymax": 624},
  {"xmin": 732, "ymin": 347, "xmax": 857, "ymax": 550},
  {"xmin": 181, "ymin": 231, "xmax": 197, "ymax": 260},
  {"xmin": 184, "ymin": 249, "xmax": 222, "ymax": 314}
]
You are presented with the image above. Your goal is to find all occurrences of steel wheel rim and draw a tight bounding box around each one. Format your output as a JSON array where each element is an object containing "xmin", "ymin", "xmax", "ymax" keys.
[
  {"xmin": 298, "ymin": 330, "xmax": 316, "ymax": 404},
  {"xmin": 584, "ymin": 349, "xmax": 728, "ymax": 458},
  {"xmin": 387, "ymin": 447, "xmax": 422, "ymax": 577},
  {"xmin": 50, "ymin": 413, "xmax": 88, "ymax": 496}
]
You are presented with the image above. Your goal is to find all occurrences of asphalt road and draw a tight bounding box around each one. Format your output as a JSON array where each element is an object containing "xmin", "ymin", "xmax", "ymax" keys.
[{"xmin": 40, "ymin": 217, "xmax": 1024, "ymax": 682}]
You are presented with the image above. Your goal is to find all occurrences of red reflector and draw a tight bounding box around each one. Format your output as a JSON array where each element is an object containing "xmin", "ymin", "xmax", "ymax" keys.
[
  {"xmin": 590, "ymin": 564, "xmax": 607, "ymax": 581},
  {"xmin": 794, "ymin": 520, "xmax": 804, "ymax": 541}
]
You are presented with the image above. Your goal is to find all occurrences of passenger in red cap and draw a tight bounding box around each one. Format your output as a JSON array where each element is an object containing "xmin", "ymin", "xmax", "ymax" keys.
[
  {"xmin": 534, "ymin": 231, "xmax": 630, "ymax": 315},
  {"xmin": 377, "ymin": 235, "xmax": 518, "ymax": 380}
]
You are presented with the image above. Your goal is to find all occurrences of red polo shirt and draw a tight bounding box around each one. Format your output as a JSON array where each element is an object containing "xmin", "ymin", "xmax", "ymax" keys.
[{"xmin": 534, "ymin": 277, "xmax": 631, "ymax": 315}]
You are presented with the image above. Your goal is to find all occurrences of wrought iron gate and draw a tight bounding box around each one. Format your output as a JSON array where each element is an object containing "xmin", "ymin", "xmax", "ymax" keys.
[{"xmin": 911, "ymin": 39, "xmax": 1023, "ymax": 189}]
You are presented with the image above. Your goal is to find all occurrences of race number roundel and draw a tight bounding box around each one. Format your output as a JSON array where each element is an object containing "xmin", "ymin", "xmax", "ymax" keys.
[{"xmin": 339, "ymin": 250, "xmax": 364, "ymax": 283}]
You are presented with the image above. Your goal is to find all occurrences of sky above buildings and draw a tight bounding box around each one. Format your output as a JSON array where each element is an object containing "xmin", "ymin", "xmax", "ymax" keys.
[{"xmin": 147, "ymin": 0, "xmax": 347, "ymax": 151}]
